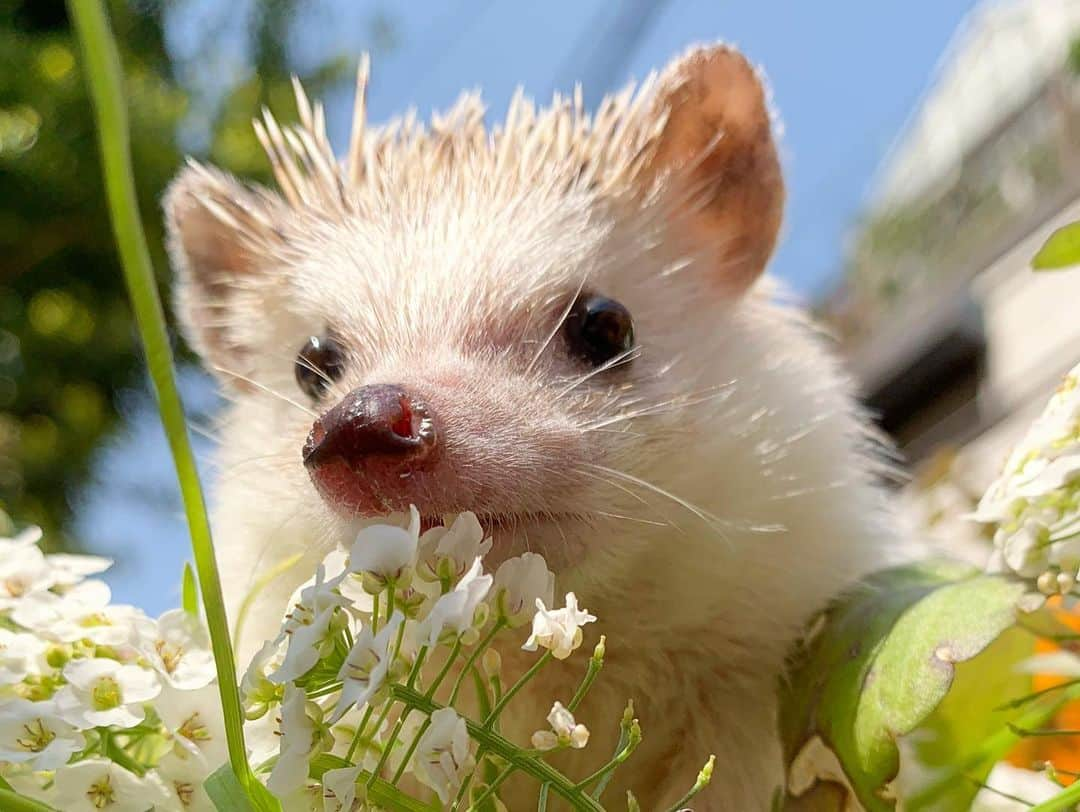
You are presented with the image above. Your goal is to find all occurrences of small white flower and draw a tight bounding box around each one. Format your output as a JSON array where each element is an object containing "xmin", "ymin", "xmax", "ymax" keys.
[
  {"xmin": 492, "ymin": 552, "xmax": 555, "ymax": 627},
  {"xmin": 158, "ymin": 684, "xmax": 228, "ymax": 769},
  {"xmin": 45, "ymin": 552, "xmax": 112, "ymax": 586},
  {"xmin": 531, "ymin": 701, "xmax": 589, "ymax": 751},
  {"xmin": 331, "ymin": 612, "xmax": 403, "ymax": 723},
  {"xmin": 522, "ymin": 592, "xmax": 597, "ymax": 660},
  {"xmin": 348, "ymin": 507, "xmax": 421, "ymax": 586},
  {"xmin": 270, "ymin": 565, "xmax": 350, "ymax": 685},
  {"xmin": 52, "ymin": 758, "xmax": 170, "ymax": 812},
  {"xmin": 417, "ymin": 512, "xmax": 492, "ymax": 583},
  {"xmin": 321, "ymin": 764, "xmax": 362, "ymax": 812},
  {"xmin": 241, "ymin": 638, "xmax": 286, "ymax": 719},
  {"xmin": 55, "ymin": 658, "xmax": 160, "ymax": 729},
  {"xmin": 12, "ymin": 579, "xmax": 144, "ymax": 646},
  {"xmin": 153, "ymin": 749, "xmax": 215, "ymax": 812},
  {"xmin": 419, "ymin": 557, "xmax": 492, "ymax": 646},
  {"xmin": 0, "ymin": 697, "xmax": 81, "ymax": 769},
  {"xmin": 0, "ymin": 628, "xmax": 47, "ymax": 684},
  {"xmin": 0, "ymin": 534, "xmax": 55, "ymax": 608},
  {"xmin": 412, "ymin": 707, "xmax": 475, "ymax": 804},
  {"xmin": 1001, "ymin": 519, "xmax": 1050, "ymax": 577},
  {"xmin": 134, "ymin": 609, "xmax": 216, "ymax": 690},
  {"xmin": 267, "ymin": 684, "xmax": 331, "ymax": 799}
]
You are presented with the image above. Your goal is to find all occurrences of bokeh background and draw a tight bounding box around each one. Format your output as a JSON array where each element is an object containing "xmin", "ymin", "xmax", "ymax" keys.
[{"xmin": 2, "ymin": 0, "xmax": 1078, "ymax": 624}]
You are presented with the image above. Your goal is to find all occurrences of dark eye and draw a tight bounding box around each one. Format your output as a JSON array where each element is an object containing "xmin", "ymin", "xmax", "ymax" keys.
[
  {"xmin": 295, "ymin": 334, "xmax": 345, "ymax": 398},
  {"xmin": 564, "ymin": 294, "xmax": 635, "ymax": 366}
]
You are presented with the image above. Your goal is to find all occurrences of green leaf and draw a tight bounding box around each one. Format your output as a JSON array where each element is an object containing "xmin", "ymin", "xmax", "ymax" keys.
[
  {"xmin": 780, "ymin": 561, "xmax": 1026, "ymax": 811},
  {"xmin": 182, "ymin": 561, "xmax": 199, "ymax": 617},
  {"xmin": 205, "ymin": 764, "xmax": 281, "ymax": 812},
  {"xmin": 1033, "ymin": 221, "xmax": 1080, "ymax": 270}
]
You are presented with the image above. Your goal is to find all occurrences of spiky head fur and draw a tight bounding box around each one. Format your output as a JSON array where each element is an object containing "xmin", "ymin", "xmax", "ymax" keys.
[{"xmin": 165, "ymin": 44, "xmax": 907, "ymax": 808}]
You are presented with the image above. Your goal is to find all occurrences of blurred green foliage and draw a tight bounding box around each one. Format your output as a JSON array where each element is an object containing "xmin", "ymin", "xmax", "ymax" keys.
[{"xmin": 0, "ymin": 0, "xmax": 358, "ymax": 547}]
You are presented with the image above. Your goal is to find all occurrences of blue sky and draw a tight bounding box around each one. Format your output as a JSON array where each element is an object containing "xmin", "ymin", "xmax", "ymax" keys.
[{"xmin": 81, "ymin": 0, "xmax": 978, "ymax": 614}]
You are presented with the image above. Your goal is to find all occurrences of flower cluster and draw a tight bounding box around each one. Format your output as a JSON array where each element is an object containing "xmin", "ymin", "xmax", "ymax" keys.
[
  {"xmin": 241, "ymin": 508, "xmax": 626, "ymax": 810},
  {"xmin": 0, "ymin": 526, "xmax": 223, "ymax": 811},
  {"xmin": 974, "ymin": 362, "xmax": 1080, "ymax": 594}
]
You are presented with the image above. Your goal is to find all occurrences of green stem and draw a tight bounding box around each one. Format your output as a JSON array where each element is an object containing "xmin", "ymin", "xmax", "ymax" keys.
[
  {"xmin": 426, "ymin": 639, "xmax": 463, "ymax": 699},
  {"xmin": 484, "ymin": 651, "xmax": 553, "ymax": 728},
  {"xmin": 537, "ymin": 783, "xmax": 550, "ymax": 812},
  {"xmin": 908, "ymin": 683, "xmax": 1080, "ymax": 810},
  {"xmin": 568, "ymin": 637, "xmax": 604, "ymax": 712},
  {"xmin": 575, "ymin": 720, "xmax": 640, "ymax": 791},
  {"xmin": 345, "ymin": 703, "xmax": 376, "ymax": 763},
  {"xmin": 66, "ymin": 0, "xmax": 259, "ymax": 805},
  {"xmin": 467, "ymin": 762, "xmax": 515, "ymax": 809},
  {"xmin": 448, "ymin": 621, "xmax": 505, "ymax": 706},
  {"xmin": 390, "ymin": 717, "xmax": 431, "ymax": 784},
  {"xmin": 1029, "ymin": 779, "xmax": 1080, "ymax": 812},
  {"xmin": 392, "ymin": 685, "xmax": 603, "ymax": 812},
  {"xmin": 0, "ymin": 789, "xmax": 58, "ymax": 812},
  {"xmin": 662, "ymin": 755, "xmax": 714, "ymax": 812}
]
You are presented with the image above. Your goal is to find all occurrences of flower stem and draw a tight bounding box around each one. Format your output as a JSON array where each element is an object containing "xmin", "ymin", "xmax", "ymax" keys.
[
  {"xmin": 448, "ymin": 620, "xmax": 505, "ymax": 706},
  {"xmin": 1031, "ymin": 778, "xmax": 1080, "ymax": 812},
  {"xmin": 568, "ymin": 636, "xmax": 605, "ymax": 712},
  {"xmin": 65, "ymin": 1, "xmax": 261, "ymax": 806},
  {"xmin": 467, "ymin": 761, "xmax": 515, "ymax": 809},
  {"xmin": 426, "ymin": 639, "xmax": 463, "ymax": 699},
  {"xmin": 662, "ymin": 754, "xmax": 714, "ymax": 812},
  {"xmin": 392, "ymin": 684, "xmax": 604, "ymax": 811},
  {"xmin": 575, "ymin": 719, "xmax": 641, "ymax": 791},
  {"xmin": 390, "ymin": 716, "xmax": 431, "ymax": 784},
  {"xmin": 483, "ymin": 651, "xmax": 553, "ymax": 728},
  {"xmin": 345, "ymin": 703, "xmax": 377, "ymax": 762}
]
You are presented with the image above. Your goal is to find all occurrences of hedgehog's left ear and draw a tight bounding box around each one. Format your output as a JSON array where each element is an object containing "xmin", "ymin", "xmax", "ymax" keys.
[
  {"xmin": 164, "ymin": 163, "xmax": 287, "ymax": 386},
  {"xmin": 640, "ymin": 45, "xmax": 784, "ymax": 296}
]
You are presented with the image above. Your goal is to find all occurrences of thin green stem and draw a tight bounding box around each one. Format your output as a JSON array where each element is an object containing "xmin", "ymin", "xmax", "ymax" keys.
[
  {"xmin": 568, "ymin": 637, "xmax": 605, "ymax": 712},
  {"xmin": 448, "ymin": 621, "xmax": 505, "ymax": 706},
  {"xmin": 66, "ymin": 0, "xmax": 258, "ymax": 804},
  {"xmin": 345, "ymin": 703, "xmax": 377, "ymax": 763},
  {"xmin": 537, "ymin": 783, "xmax": 550, "ymax": 812},
  {"xmin": 484, "ymin": 651, "xmax": 553, "ymax": 728},
  {"xmin": 467, "ymin": 762, "xmax": 515, "ymax": 809},
  {"xmin": 392, "ymin": 685, "xmax": 604, "ymax": 811},
  {"xmin": 1030, "ymin": 779, "xmax": 1080, "ymax": 812},
  {"xmin": 426, "ymin": 639, "xmax": 463, "ymax": 699},
  {"xmin": 662, "ymin": 755, "xmax": 714, "ymax": 812},
  {"xmin": 574, "ymin": 720, "xmax": 641, "ymax": 791},
  {"xmin": 390, "ymin": 717, "xmax": 431, "ymax": 784},
  {"xmin": 908, "ymin": 682, "xmax": 1080, "ymax": 810}
]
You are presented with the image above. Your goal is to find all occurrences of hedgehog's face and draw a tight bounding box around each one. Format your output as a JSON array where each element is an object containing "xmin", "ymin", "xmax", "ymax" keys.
[{"xmin": 165, "ymin": 46, "xmax": 783, "ymax": 570}]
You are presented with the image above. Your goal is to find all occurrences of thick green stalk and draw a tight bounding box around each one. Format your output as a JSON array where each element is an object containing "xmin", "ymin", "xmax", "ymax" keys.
[{"xmin": 66, "ymin": 0, "xmax": 260, "ymax": 804}]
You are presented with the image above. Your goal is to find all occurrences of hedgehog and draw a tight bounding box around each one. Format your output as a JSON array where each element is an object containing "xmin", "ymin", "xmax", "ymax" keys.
[{"xmin": 164, "ymin": 44, "xmax": 909, "ymax": 810}]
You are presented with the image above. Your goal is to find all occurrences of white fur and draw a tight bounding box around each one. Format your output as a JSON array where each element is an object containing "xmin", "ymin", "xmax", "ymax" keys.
[{"xmin": 167, "ymin": 46, "xmax": 910, "ymax": 810}]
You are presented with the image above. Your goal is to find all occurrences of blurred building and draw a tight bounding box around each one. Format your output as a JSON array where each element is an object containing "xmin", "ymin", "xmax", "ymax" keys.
[{"xmin": 825, "ymin": 0, "xmax": 1080, "ymax": 503}]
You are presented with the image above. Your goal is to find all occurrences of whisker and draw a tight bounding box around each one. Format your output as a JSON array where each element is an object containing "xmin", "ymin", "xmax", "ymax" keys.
[
  {"xmin": 554, "ymin": 346, "xmax": 643, "ymax": 399},
  {"xmin": 212, "ymin": 365, "xmax": 319, "ymax": 418}
]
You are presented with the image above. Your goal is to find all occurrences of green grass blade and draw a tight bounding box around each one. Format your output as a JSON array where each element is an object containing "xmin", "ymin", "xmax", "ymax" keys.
[{"xmin": 66, "ymin": 0, "xmax": 262, "ymax": 805}]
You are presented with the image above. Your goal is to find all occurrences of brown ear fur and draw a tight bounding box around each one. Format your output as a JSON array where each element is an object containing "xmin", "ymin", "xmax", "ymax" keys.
[{"xmin": 642, "ymin": 45, "xmax": 784, "ymax": 294}]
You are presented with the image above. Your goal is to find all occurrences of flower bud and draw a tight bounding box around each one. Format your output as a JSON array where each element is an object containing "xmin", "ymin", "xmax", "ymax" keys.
[{"xmin": 482, "ymin": 649, "xmax": 502, "ymax": 679}]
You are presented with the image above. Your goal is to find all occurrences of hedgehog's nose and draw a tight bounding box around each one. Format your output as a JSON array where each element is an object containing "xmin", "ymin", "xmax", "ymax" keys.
[{"xmin": 303, "ymin": 384, "xmax": 437, "ymax": 470}]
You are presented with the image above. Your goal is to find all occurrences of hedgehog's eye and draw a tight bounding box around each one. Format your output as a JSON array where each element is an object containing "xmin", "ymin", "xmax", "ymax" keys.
[
  {"xmin": 564, "ymin": 294, "xmax": 635, "ymax": 367},
  {"xmin": 295, "ymin": 334, "xmax": 345, "ymax": 398}
]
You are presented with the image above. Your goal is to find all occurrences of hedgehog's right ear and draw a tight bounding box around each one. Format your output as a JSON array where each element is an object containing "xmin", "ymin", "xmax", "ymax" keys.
[{"xmin": 164, "ymin": 163, "xmax": 286, "ymax": 385}]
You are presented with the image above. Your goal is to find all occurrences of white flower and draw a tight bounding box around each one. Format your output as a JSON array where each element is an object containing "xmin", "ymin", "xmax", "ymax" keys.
[
  {"xmin": 417, "ymin": 512, "xmax": 492, "ymax": 583},
  {"xmin": 52, "ymin": 758, "xmax": 170, "ymax": 812},
  {"xmin": 153, "ymin": 749, "xmax": 215, "ymax": 812},
  {"xmin": 411, "ymin": 707, "xmax": 475, "ymax": 804},
  {"xmin": 55, "ymin": 658, "xmax": 160, "ymax": 729},
  {"xmin": 321, "ymin": 765, "xmax": 362, "ymax": 812},
  {"xmin": 0, "ymin": 698, "xmax": 81, "ymax": 769},
  {"xmin": 158, "ymin": 684, "xmax": 228, "ymax": 769},
  {"xmin": 134, "ymin": 609, "xmax": 216, "ymax": 690},
  {"xmin": 0, "ymin": 628, "xmax": 47, "ymax": 684},
  {"xmin": 971, "ymin": 763, "xmax": 1059, "ymax": 810},
  {"xmin": 530, "ymin": 701, "xmax": 589, "ymax": 751},
  {"xmin": 419, "ymin": 557, "xmax": 492, "ymax": 646},
  {"xmin": 12, "ymin": 579, "xmax": 144, "ymax": 646},
  {"xmin": 241, "ymin": 638, "xmax": 286, "ymax": 719},
  {"xmin": 270, "ymin": 565, "xmax": 350, "ymax": 685},
  {"xmin": 45, "ymin": 552, "xmax": 112, "ymax": 586},
  {"xmin": 0, "ymin": 533, "xmax": 55, "ymax": 608},
  {"xmin": 492, "ymin": 552, "xmax": 555, "ymax": 627},
  {"xmin": 523, "ymin": 592, "xmax": 597, "ymax": 660},
  {"xmin": 331, "ymin": 612, "xmax": 403, "ymax": 723},
  {"xmin": 267, "ymin": 684, "xmax": 330, "ymax": 799},
  {"xmin": 348, "ymin": 506, "xmax": 421, "ymax": 586}
]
